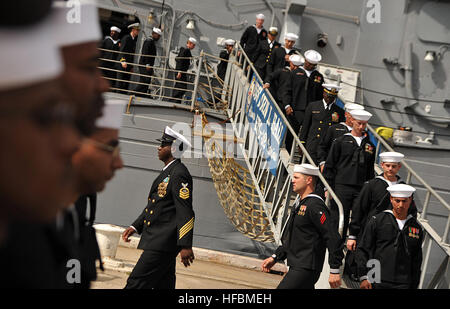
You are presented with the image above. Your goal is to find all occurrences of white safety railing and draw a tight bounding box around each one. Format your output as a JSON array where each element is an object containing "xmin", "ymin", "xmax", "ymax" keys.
[
  {"xmin": 224, "ymin": 43, "xmax": 346, "ymax": 242},
  {"xmin": 98, "ymin": 47, "xmax": 199, "ymax": 104},
  {"xmin": 98, "ymin": 47, "xmax": 235, "ymax": 115}
]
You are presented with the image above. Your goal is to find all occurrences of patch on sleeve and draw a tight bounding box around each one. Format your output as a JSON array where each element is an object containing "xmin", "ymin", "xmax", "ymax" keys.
[
  {"xmin": 320, "ymin": 212, "xmax": 327, "ymax": 225},
  {"xmin": 179, "ymin": 183, "xmax": 190, "ymax": 200}
]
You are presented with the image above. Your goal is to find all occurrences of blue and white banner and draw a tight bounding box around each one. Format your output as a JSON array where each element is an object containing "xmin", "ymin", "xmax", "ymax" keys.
[{"xmin": 245, "ymin": 73, "xmax": 287, "ymax": 176}]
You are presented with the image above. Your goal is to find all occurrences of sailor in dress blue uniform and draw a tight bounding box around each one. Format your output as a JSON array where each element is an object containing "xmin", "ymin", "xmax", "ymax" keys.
[
  {"xmin": 123, "ymin": 126, "xmax": 195, "ymax": 289},
  {"xmin": 261, "ymin": 164, "xmax": 344, "ymax": 289},
  {"xmin": 356, "ymin": 184, "xmax": 423, "ymax": 289}
]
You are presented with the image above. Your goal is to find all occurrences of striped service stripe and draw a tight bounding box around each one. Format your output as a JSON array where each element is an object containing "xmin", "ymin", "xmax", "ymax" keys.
[{"xmin": 179, "ymin": 217, "xmax": 194, "ymax": 240}]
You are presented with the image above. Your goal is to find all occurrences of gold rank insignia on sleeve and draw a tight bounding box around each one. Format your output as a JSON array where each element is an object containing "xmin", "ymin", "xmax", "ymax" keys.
[
  {"xmin": 179, "ymin": 217, "xmax": 194, "ymax": 240},
  {"xmin": 179, "ymin": 183, "xmax": 190, "ymax": 199}
]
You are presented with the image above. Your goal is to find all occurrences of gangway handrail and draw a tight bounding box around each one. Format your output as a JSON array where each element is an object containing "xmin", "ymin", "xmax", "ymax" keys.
[{"xmin": 227, "ymin": 43, "xmax": 346, "ymax": 240}]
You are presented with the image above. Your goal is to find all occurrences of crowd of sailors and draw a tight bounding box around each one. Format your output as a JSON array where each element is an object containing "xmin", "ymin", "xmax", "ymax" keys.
[{"xmin": 237, "ymin": 13, "xmax": 423, "ymax": 289}]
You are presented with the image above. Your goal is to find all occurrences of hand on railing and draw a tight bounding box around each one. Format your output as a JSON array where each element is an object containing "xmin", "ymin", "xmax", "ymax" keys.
[{"xmin": 263, "ymin": 83, "xmax": 270, "ymax": 89}]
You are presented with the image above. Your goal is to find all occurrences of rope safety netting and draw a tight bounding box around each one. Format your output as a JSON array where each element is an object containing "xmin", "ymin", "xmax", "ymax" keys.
[{"xmin": 200, "ymin": 114, "xmax": 275, "ymax": 242}]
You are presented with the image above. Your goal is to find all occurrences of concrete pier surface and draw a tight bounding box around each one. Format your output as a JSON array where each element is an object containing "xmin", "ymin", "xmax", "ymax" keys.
[{"xmin": 91, "ymin": 245, "xmax": 285, "ymax": 289}]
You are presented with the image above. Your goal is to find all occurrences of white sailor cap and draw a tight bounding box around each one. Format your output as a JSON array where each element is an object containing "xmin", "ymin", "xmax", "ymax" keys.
[
  {"xmin": 387, "ymin": 184, "xmax": 416, "ymax": 198},
  {"xmin": 95, "ymin": 99, "xmax": 125, "ymax": 129},
  {"xmin": 285, "ymin": 33, "xmax": 298, "ymax": 41},
  {"xmin": 224, "ymin": 39, "xmax": 235, "ymax": 46},
  {"xmin": 0, "ymin": 11, "xmax": 63, "ymax": 91},
  {"xmin": 268, "ymin": 27, "xmax": 278, "ymax": 35},
  {"xmin": 322, "ymin": 83, "xmax": 342, "ymax": 96},
  {"xmin": 188, "ymin": 37, "xmax": 197, "ymax": 44},
  {"xmin": 379, "ymin": 152, "xmax": 404, "ymax": 163},
  {"xmin": 304, "ymin": 50, "xmax": 322, "ymax": 64},
  {"xmin": 158, "ymin": 126, "xmax": 192, "ymax": 156},
  {"xmin": 110, "ymin": 26, "xmax": 121, "ymax": 33},
  {"xmin": 128, "ymin": 22, "xmax": 140, "ymax": 29},
  {"xmin": 345, "ymin": 103, "xmax": 365, "ymax": 112},
  {"xmin": 51, "ymin": 1, "xmax": 102, "ymax": 47},
  {"xmin": 152, "ymin": 27, "xmax": 162, "ymax": 35},
  {"xmin": 350, "ymin": 109, "xmax": 372, "ymax": 121},
  {"xmin": 289, "ymin": 54, "xmax": 304, "ymax": 66},
  {"xmin": 293, "ymin": 164, "xmax": 319, "ymax": 176},
  {"xmin": 256, "ymin": 13, "xmax": 265, "ymax": 20}
]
